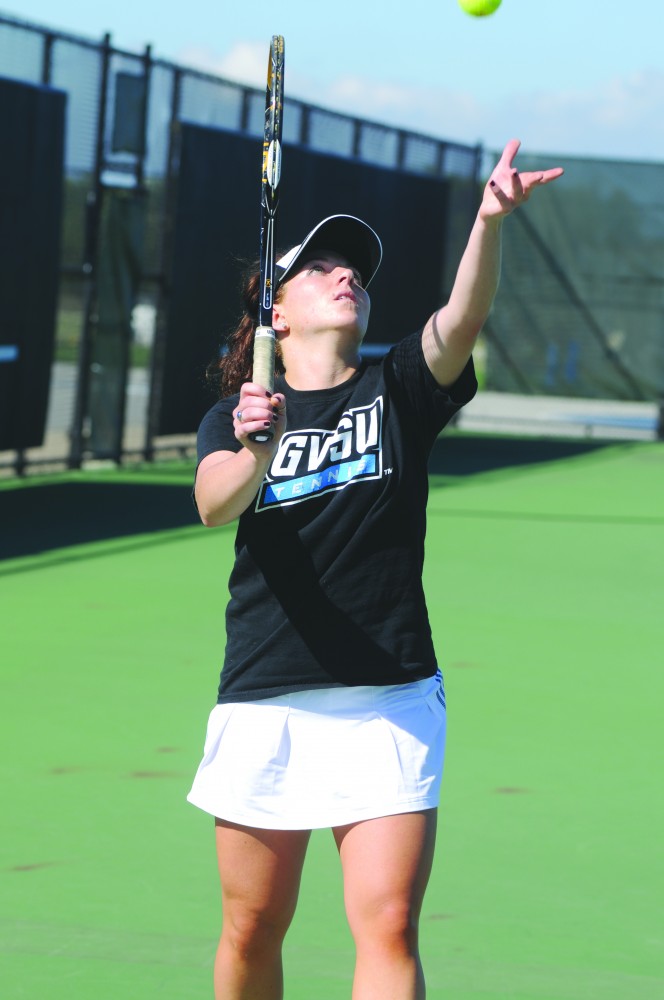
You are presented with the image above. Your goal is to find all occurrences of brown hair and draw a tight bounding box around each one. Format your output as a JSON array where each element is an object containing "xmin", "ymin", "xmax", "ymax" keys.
[{"xmin": 206, "ymin": 260, "xmax": 286, "ymax": 397}]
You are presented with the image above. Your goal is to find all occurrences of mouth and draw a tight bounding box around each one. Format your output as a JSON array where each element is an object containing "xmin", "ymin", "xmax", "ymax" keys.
[{"xmin": 335, "ymin": 291, "xmax": 357, "ymax": 303}]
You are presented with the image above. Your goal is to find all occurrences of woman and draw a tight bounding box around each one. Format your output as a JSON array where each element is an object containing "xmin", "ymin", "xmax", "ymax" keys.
[{"xmin": 188, "ymin": 139, "xmax": 563, "ymax": 999}]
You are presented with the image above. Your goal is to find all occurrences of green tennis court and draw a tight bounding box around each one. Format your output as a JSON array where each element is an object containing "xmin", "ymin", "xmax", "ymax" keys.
[{"xmin": 1, "ymin": 435, "xmax": 662, "ymax": 999}]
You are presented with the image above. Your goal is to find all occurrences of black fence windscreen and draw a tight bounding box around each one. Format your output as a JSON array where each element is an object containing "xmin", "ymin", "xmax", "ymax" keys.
[
  {"xmin": 0, "ymin": 10, "xmax": 660, "ymax": 472},
  {"xmin": 157, "ymin": 124, "xmax": 451, "ymax": 436},
  {"xmin": 0, "ymin": 77, "xmax": 65, "ymax": 452}
]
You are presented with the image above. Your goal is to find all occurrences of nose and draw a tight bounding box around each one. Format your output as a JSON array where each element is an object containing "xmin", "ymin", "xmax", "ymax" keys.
[{"xmin": 336, "ymin": 264, "xmax": 360, "ymax": 286}]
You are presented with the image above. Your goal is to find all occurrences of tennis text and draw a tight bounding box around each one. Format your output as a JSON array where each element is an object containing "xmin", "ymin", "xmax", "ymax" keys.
[{"xmin": 256, "ymin": 397, "xmax": 383, "ymax": 510}]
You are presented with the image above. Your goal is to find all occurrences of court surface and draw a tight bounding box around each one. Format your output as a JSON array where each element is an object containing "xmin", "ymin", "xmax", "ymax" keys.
[{"xmin": 1, "ymin": 435, "xmax": 662, "ymax": 999}]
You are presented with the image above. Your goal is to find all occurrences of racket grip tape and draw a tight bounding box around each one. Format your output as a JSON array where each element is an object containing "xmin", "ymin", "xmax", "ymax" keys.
[
  {"xmin": 252, "ymin": 326, "xmax": 276, "ymax": 392},
  {"xmin": 250, "ymin": 326, "xmax": 276, "ymax": 443}
]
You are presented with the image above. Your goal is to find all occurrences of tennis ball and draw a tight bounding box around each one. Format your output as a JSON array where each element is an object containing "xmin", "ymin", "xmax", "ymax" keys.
[{"xmin": 458, "ymin": 0, "xmax": 502, "ymax": 16}]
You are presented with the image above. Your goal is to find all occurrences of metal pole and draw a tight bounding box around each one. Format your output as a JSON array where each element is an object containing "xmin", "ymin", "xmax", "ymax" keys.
[
  {"xmin": 112, "ymin": 43, "xmax": 152, "ymax": 465},
  {"xmin": 69, "ymin": 32, "xmax": 111, "ymax": 468},
  {"xmin": 144, "ymin": 66, "xmax": 183, "ymax": 461}
]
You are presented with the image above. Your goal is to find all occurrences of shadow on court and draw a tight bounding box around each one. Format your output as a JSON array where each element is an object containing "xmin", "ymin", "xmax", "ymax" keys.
[
  {"xmin": 428, "ymin": 432, "xmax": 613, "ymax": 477},
  {"xmin": 1, "ymin": 436, "xmax": 619, "ymax": 561},
  {"xmin": 0, "ymin": 481, "xmax": 199, "ymax": 561}
]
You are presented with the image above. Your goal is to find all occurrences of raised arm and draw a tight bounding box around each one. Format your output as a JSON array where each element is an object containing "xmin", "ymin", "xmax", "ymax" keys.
[{"xmin": 422, "ymin": 139, "xmax": 563, "ymax": 388}]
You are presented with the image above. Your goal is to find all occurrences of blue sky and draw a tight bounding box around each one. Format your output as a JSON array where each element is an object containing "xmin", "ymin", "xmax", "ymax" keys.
[{"xmin": 3, "ymin": 0, "xmax": 663, "ymax": 162}]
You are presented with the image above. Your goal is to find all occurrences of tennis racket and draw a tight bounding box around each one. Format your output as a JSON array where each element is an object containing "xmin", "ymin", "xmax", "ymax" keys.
[{"xmin": 250, "ymin": 34, "xmax": 285, "ymax": 444}]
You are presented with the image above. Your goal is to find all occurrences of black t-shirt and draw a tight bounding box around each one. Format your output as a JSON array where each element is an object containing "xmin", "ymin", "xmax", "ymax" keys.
[{"xmin": 197, "ymin": 330, "xmax": 477, "ymax": 703}]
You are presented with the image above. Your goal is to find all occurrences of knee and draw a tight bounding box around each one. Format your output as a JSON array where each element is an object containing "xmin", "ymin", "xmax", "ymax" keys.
[
  {"xmin": 223, "ymin": 906, "xmax": 291, "ymax": 960},
  {"xmin": 350, "ymin": 897, "xmax": 420, "ymax": 953}
]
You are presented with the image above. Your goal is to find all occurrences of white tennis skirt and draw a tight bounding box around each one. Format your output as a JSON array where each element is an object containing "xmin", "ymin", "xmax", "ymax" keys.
[{"xmin": 187, "ymin": 670, "xmax": 446, "ymax": 830}]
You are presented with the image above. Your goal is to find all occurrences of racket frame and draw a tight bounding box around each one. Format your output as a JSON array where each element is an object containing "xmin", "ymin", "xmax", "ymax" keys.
[{"xmin": 250, "ymin": 34, "xmax": 284, "ymax": 443}]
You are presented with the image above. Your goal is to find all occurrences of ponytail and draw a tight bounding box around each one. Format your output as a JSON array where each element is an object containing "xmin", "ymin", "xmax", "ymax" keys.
[{"xmin": 206, "ymin": 261, "xmax": 285, "ymax": 398}]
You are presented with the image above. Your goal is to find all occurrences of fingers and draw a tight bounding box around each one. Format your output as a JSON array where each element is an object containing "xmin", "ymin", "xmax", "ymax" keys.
[
  {"xmin": 518, "ymin": 167, "xmax": 564, "ymax": 187},
  {"xmin": 233, "ymin": 385, "xmax": 286, "ymax": 445},
  {"xmin": 498, "ymin": 137, "xmax": 521, "ymax": 169},
  {"xmin": 539, "ymin": 166, "xmax": 565, "ymax": 184},
  {"xmin": 488, "ymin": 167, "xmax": 523, "ymax": 210},
  {"xmin": 484, "ymin": 146, "xmax": 564, "ymax": 219},
  {"xmin": 510, "ymin": 167, "xmax": 524, "ymax": 198}
]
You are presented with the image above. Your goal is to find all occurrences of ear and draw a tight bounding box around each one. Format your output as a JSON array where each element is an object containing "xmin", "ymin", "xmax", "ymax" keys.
[{"xmin": 272, "ymin": 301, "xmax": 289, "ymax": 332}]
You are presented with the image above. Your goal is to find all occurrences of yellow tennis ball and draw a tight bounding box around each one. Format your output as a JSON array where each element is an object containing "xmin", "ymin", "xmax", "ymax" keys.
[{"xmin": 458, "ymin": 0, "xmax": 502, "ymax": 16}]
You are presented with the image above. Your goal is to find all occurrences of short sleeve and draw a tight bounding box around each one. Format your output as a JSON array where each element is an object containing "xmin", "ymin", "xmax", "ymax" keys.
[
  {"xmin": 387, "ymin": 330, "xmax": 477, "ymax": 437},
  {"xmin": 196, "ymin": 395, "xmax": 241, "ymax": 464}
]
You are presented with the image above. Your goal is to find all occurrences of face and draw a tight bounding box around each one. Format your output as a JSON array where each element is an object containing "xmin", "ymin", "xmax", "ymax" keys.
[{"xmin": 273, "ymin": 250, "xmax": 370, "ymax": 342}]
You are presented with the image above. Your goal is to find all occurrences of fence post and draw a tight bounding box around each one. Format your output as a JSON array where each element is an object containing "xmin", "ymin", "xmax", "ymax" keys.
[
  {"xmin": 144, "ymin": 66, "xmax": 183, "ymax": 461},
  {"xmin": 69, "ymin": 32, "xmax": 112, "ymax": 469}
]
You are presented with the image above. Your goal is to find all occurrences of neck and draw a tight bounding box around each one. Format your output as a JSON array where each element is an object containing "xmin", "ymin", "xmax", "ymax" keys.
[{"xmin": 280, "ymin": 334, "xmax": 361, "ymax": 390}]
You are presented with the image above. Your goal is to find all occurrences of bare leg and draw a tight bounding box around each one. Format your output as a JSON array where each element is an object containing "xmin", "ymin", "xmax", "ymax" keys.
[
  {"xmin": 333, "ymin": 810, "xmax": 437, "ymax": 1000},
  {"xmin": 214, "ymin": 819, "xmax": 311, "ymax": 1000}
]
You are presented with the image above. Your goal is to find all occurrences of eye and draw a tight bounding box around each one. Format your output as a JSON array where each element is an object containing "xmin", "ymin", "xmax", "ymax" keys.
[{"xmin": 307, "ymin": 263, "xmax": 325, "ymax": 274}]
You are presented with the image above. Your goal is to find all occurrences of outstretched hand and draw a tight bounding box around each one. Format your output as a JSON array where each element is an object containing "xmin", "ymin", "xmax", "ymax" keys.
[{"xmin": 480, "ymin": 139, "xmax": 563, "ymax": 220}]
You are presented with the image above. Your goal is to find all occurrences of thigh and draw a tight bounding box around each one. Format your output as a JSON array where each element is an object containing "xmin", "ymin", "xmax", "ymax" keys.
[
  {"xmin": 333, "ymin": 810, "xmax": 437, "ymax": 923},
  {"xmin": 216, "ymin": 819, "xmax": 311, "ymax": 924}
]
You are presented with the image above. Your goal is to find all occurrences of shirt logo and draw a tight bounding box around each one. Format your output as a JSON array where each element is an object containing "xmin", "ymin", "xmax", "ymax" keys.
[{"xmin": 256, "ymin": 397, "xmax": 384, "ymax": 510}]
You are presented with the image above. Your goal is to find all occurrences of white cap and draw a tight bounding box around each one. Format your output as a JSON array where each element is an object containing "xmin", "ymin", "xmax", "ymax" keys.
[{"xmin": 276, "ymin": 214, "xmax": 383, "ymax": 288}]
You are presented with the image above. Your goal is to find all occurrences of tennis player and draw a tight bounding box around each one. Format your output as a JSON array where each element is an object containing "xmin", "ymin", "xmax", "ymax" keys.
[{"xmin": 188, "ymin": 139, "xmax": 563, "ymax": 1000}]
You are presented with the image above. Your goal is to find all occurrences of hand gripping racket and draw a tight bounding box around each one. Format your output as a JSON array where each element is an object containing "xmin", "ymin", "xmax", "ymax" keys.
[{"xmin": 250, "ymin": 34, "xmax": 284, "ymax": 444}]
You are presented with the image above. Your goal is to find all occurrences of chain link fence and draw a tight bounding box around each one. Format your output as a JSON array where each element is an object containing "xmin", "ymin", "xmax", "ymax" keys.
[
  {"xmin": 0, "ymin": 14, "xmax": 661, "ymax": 474},
  {"xmin": 0, "ymin": 12, "xmax": 482, "ymax": 473}
]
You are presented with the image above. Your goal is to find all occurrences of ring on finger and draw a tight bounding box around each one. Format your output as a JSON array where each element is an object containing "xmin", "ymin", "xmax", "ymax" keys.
[{"xmin": 236, "ymin": 410, "xmax": 243, "ymax": 423}]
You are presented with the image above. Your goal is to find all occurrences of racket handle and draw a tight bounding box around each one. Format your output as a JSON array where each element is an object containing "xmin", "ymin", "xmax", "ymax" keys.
[{"xmin": 250, "ymin": 326, "xmax": 276, "ymax": 443}]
